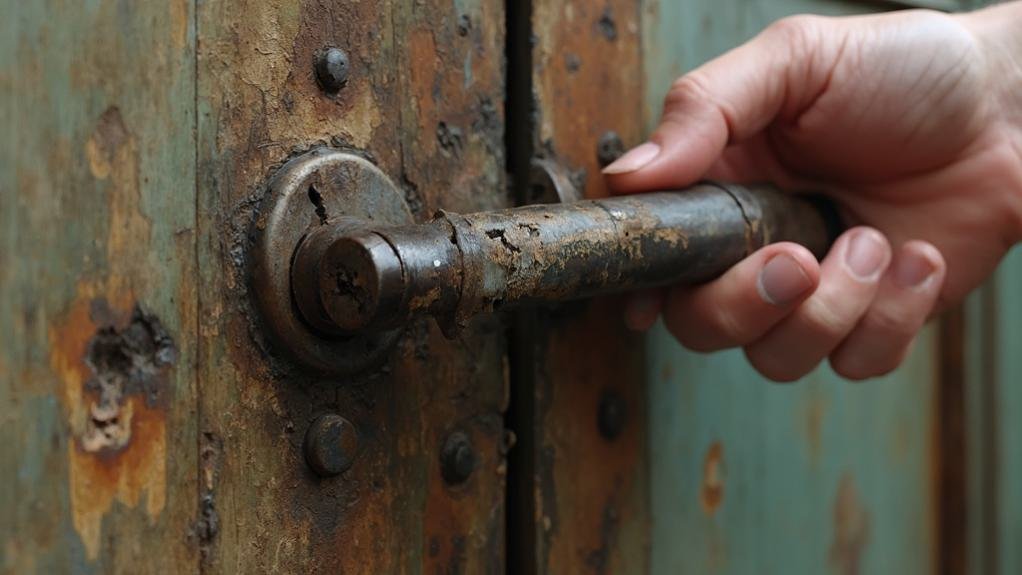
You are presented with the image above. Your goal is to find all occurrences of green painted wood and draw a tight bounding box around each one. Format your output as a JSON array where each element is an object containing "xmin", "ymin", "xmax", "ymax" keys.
[
  {"xmin": 641, "ymin": 1, "xmax": 941, "ymax": 573},
  {"xmin": 965, "ymin": 246, "xmax": 1022, "ymax": 575},
  {"xmin": 0, "ymin": 0, "xmax": 198, "ymax": 572}
]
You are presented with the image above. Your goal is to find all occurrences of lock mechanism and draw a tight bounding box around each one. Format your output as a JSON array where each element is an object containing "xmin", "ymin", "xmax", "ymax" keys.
[
  {"xmin": 250, "ymin": 147, "xmax": 841, "ymax": 375},
  {"xmin": 249, "ymin": 148, "xmax": 414, "ymax": 375}
]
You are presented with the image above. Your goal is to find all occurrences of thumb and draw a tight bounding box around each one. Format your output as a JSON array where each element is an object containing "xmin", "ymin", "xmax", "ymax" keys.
[{"xmin": 604, "ymin": 16, "xmax": 834, "ymax": 193}]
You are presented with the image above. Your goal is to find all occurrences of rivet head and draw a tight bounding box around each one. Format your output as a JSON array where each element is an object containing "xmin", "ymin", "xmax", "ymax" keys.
[
  {"xmin": 596, "ymin": 131, "xmax": 625, "ymax": 168},
  {"xmin": 304, "ymin": 414, "xmax": 360, "ymax": 477},
  {"xmin": 440, "ymin": 431, "xmax": 476, "ymax": 485},
  {"xmin": 597, "ymin": 390, "xmax": 627, "ymax": 441},
  {"xmin": 315, "ymin": 47, "xmax": 351, "ymax": 93}
]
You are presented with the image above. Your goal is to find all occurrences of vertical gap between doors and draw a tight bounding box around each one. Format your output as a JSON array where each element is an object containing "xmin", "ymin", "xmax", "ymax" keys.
[{"xmin": 504, "ymin": 0, "xmax": 537, "ymax": 572}]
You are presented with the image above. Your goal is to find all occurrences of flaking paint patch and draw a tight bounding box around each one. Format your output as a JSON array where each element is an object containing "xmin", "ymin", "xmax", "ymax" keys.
[
  {"xmin": 49, "ymin": 106, "xmax": 167, "ymax": 560},
  {"xmin": 50, "ymin": 290, "xmax": 169, "ymax": 560}
]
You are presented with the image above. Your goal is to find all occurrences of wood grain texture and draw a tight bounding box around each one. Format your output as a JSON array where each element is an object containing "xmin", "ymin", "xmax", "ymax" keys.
[
  {"xmin": 511, "ymin": 1, "xmax": 650, "ymax": 573},
  {"xmin": 0, "ymin": 0, "xmax": 198, "ymax": 572},
  {"xmin": 965, "ymin": 247, "xmax": 1022, "ymax": 575},
  {"xmin": 194, "ymin": 0, "xmax": 508, "ymax": 572},
  {"xmin": 641, "ymin": 1, "xmax": 940, "ymax": 573}
]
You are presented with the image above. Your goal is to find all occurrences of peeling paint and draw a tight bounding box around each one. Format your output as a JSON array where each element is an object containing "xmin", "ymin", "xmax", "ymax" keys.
[{"xmin": 50, "ymin": 293, "xmax": 173, "ymax": 560}]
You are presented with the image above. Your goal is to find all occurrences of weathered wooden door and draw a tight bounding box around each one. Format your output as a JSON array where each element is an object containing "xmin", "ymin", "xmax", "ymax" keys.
[{"xmin": 3, "ymin": 0, "xmax": 1019, "ymax": 574}]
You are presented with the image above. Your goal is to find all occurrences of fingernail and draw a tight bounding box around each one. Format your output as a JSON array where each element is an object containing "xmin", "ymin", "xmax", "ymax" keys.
[
  {"xmin": 844, "ymin": 229, "xmax": 888, "ymax": 281},
  {"xmin": 757, "ymin": 253, "xmax": 813, "ymax": 306},
  {"xmin": 892, "ymin": 250, "xmax": 937, "ymax": 290},
  {"xmin": 602, "ymin": 142, "xmax": 661, "ymax": 174},
  {"xmin": 625, "ymin": 291, "xmax": 661, "ymax": 331}
]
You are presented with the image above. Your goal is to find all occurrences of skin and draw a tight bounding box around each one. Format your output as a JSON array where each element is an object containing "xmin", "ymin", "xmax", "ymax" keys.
[{"xmin": 603, "ymin": 3, "xmax": 1022, "ymax": 382}]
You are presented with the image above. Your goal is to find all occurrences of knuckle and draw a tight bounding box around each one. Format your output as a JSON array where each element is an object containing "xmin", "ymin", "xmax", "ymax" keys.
[
  {"xmin": 664, "ymin": 73, "xmax": 712, "ymax": 109},
  {"xmin": 704, "ymin": 300, "xmax": 751, "ymax": 345},
  {"xmin": 860, "ymin": 306, "xmax": 920, "ymax": 341},
  {"xmin": 798, "ymin": 297, "xmax": 855, "ymax": 342},
  {"xmin": 667, "ymin": 297, "xmax": 755, "ymax": 352},
  {"xmin": 764, "ymin": 14, "xmax": 819, "ymax": 45}
]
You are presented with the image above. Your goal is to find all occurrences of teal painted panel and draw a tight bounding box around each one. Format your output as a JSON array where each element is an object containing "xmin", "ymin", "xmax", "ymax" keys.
[
  {"xmin": 966, "ymin": 246, "xmax": 1022, "ymax": 575},
  {"xmin": 642, "ymin": 1, "xmax": 939, "ymax": 573},
  {"xmin": 0, "ymin": 0, "xmax": 198, "ymax": 571}
]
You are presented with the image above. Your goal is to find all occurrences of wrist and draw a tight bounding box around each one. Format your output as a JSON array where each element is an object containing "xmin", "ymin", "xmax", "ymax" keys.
[{"xmin": 960, "ymin": 2, "xmax": 1022, "ymax": 242}]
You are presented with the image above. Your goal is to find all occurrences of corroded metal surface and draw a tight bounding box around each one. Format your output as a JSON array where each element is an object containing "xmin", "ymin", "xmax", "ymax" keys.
[
  {"xmin": 295, "ymin": 184, "xmax": 837, "ymax": 337},
  {"xmin": 510, "ymin": 0, "xmax": 652, "ymax": 572},
  {"xmin": 249, "ymin": 148, "xmax": 412, "ymax": 374},
  {"xmin": 196, "ymin": 0, "xmax": 508, "ymax": 572}
]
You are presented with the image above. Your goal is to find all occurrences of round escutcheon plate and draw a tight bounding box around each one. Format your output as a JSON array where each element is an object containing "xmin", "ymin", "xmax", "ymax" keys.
[{"xmin": 250, "ymin": 148, "xmax": 413, "ymax": 375}]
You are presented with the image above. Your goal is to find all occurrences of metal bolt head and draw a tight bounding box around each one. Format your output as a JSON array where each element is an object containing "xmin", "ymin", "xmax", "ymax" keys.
[
  {"xmin": 304, "ymin": 414, "xmax": 360, "ymax": 477},
  {"xmin": 315, "ymin": 47, "xmax": 350, "ymax": 93},
  {"xmin": 597, "ymin": 390, "xmax": 627, "ymax": 441},
  {"xmin": 440, "ymin": 431, "xmax": 476, "ymax": 485},
  {"xmin": 596, "ymin": 131, "xmax": 625, "ymax": 168}
]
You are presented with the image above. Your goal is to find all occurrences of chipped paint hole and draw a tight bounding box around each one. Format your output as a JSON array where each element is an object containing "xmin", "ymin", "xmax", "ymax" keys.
[
  {"xmin": 517, "ymin": 222, "xmax": 540, "ymax": 237},
  {"xmin": 457, "ymin": 14, "xmax": 471, "ymax": 36},
  {"xmin": 81, "ymin": 305, "xmax": 176, "ymax": 453},
  {"xmin": 597, "ymin": 8, "xmax": 617, "ymax": 41},
  {"xmin": 436, "ymin": 122, "xmax": 464, "ymax": 155},
  {"xmin": 485, "ymin": 229, "xmax": 521, "ymax": 253}
]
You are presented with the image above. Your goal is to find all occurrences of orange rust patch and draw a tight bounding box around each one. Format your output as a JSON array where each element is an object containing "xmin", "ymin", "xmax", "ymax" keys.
[
  {"xmin": 830, "ymin": 473, "xmax": 871, "ymax": 575},
  {"xmin": 407, "ymin": 27, "xmax": 440, "ymax": 157},
  {"xmin": 49, "ymin": 290, "xmax": 171, "ymax": 560},
  {"xmin": 700, "ymin": 441, "xmax": 724, "ymax": 515}
]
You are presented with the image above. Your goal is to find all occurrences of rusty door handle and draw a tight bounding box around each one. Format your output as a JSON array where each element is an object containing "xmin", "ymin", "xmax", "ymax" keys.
[
  {"xmin": 248, "ymin": 149, "xmax": 842, "ymax": 374},
  {"xmin": 290, "ymin": 182, "xmax": 842, "ymax": 337}
]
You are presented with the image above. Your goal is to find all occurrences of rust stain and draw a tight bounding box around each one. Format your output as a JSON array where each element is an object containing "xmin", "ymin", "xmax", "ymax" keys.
[
  {"xmin": 829, "ymin": 473, "xmax": 871, "ymax": 575},
  {"xmin": 700, "ymin": 441, "xmax": 724, "ymax": 515},
  {"xmin": 50, "ymin": 292, "xmax": 174, "ymax": 560},
  {"xmin": 46, "ymin": 106, "xmax": 170, "ymax": 560},
  {"xmin": 408, "ymin": 27, "xmax": 440, "ymax": 159}
]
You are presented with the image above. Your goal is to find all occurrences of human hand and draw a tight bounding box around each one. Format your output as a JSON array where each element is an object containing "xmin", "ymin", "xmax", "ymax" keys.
[{"xmin": 604, "ymin": 5, "xmax": 1022, "ymax": 381}]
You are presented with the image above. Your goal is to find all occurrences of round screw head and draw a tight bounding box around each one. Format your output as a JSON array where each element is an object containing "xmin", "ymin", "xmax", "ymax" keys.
[
  {"xmin": 440, "ymin": 431, "xmax": 476, "ymax": 485},
  {"xmin": 315, "ymin": 47, "xmax": 351, "ymax": 93},
  {"xmin": 304, "ymin": 414, "xmax": 360, "ymax": 477},
  {"xmin": 596, "ymin": 131, "xmax": 625, "ymax": 168},
  {"xmin": 597, "ymin": 390, "xmax": 627, "ymax": 441}
]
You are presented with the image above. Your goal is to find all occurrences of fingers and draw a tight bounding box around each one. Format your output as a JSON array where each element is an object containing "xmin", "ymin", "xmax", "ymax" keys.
[
  {"xmin": 604, "ymin": 15, "xmax": 837, "ymax": 192},
  {"xmin": 660, "ymin": 243, "xmax": 821, "ymax": 351},
  {"xmin": 829, "ymin": 241, "xmax": 945, "ymax": 380},
  {"xmin": 625, "ymin": 229, "xmax": 943, "ymax": 381},
  {"xmin": 745, "ymin": 227, "xmax": 892, "ymax": 382}
]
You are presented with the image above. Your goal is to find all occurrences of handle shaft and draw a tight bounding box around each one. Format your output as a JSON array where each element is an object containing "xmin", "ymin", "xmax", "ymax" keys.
[{"xmin": 291, "ymin": 182, "xmax": 842, "ymax": 335}]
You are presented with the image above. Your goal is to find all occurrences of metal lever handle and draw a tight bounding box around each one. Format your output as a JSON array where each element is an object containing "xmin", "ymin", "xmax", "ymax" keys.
[{"xmin": 290, "ymin": 182, "xmax": 843, "ymax": 336}]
